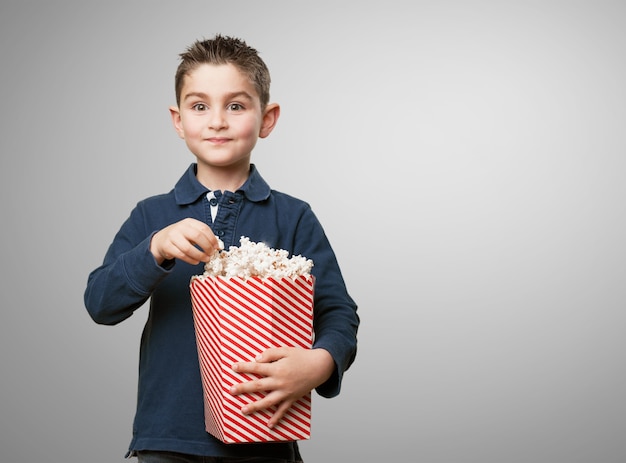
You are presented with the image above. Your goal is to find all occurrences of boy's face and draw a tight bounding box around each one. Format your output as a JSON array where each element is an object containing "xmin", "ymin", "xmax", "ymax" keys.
[{"xmin": 170, "ymin": 63, "xmax": 278, "ymax": 176}]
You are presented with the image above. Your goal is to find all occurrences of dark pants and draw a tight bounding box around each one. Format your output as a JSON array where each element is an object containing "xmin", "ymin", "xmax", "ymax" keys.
[{"xmin": 136, "ymin": 450, "xmax": 302, "ymax": 463}]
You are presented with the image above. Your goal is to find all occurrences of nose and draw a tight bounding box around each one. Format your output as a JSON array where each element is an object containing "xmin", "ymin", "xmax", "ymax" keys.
[{"xmin": 208, "ymin": 108, "xmax": 227, "ymax": 130}]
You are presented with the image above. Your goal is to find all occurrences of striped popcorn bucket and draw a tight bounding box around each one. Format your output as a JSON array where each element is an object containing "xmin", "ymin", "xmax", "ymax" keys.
[{"xmin": 189, "ymin": 274, "xmax": 315, "ymax": 443}]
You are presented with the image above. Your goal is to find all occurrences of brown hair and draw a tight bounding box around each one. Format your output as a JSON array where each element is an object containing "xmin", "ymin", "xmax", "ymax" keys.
[{"xmin": 174, "ymin": 34, "xmax": 271, "ymax": 108}]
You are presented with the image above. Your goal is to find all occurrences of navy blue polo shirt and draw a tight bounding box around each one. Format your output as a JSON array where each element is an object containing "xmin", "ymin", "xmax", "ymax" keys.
[{"xmin": 84, "ymin": 164, "xmax": 359, "ymax": 458}]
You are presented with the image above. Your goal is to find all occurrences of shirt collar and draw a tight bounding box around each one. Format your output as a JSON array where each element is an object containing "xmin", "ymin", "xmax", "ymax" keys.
[{"xmin": 174, "ymin": 163, "xmax": 271, "ymax": 205}]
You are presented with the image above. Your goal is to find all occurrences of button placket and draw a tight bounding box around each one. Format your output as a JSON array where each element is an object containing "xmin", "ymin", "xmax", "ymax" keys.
[{"xmin": 212, "ymin": 192, "xmax": 242, "ymax": 248}]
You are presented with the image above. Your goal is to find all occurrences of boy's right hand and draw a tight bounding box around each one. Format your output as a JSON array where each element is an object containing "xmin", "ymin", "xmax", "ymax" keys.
[{"xmin": 150, "ymin": 218, "xmax": 222, "ymax": 266}]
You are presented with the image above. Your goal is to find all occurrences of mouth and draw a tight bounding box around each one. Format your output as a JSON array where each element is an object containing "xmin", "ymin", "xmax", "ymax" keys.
[{"xmin": 207, "ymin": 137, "xmax": 231, "ymax": 145}]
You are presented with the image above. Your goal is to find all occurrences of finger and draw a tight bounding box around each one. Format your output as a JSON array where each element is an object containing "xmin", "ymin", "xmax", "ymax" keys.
[
  {"xmin": 187, "ymin": 228, "xmax": 222, "ymax": 257},
  {"xmin": 168, "ymin": 241, "xmax": 207, "ymax": 265},
  {"xmin": 232, "ymin": 360, "xmax": 273, "ymax": 378},
  {"xmin": 230, "ymin": 375, "xmax": 272, "ymax": 396},
  {"xmin": 267, "ymin": 400, "xmax": 294, "ymax": 429},
  {"xmin": 170, "ymin": 231, "xmax": 216, "ymax": 263},
  {"xmin": 240, "ymin": 391, "xmax": 285, "ymax": 417},
  {"xmin": 185, "ymin": 219, "xmax": 223, "ymax": 252},
  {"xmin": 255, "ymin": 347, "xmax": 289, "ymax": 363}
]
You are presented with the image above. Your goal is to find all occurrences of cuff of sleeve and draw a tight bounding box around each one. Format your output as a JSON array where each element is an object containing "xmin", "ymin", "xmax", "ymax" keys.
[
  {"xmin": 311, "ymin": 341, "xmax": 344, "ymax": 398},
  {"xmin": 120, "ymin": 233, "xmax": 174, "ymax": 295}
]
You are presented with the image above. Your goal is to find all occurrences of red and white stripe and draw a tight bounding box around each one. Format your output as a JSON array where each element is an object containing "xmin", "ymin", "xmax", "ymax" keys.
[{"xmin": 190, "ymin": 275, "xmax": 315, "ymax": 443}]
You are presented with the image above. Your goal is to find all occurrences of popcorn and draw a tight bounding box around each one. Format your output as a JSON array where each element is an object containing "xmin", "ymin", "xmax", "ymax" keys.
[
  {"xmin": 189, "ymin": 236, "xmax": 315, "ymax": 443},
  {"xmin": 201, "ymin": 236, "xmax": 313, "ymax": 279}
]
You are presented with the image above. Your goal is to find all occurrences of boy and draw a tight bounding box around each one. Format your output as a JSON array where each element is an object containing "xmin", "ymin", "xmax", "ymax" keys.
[{"xmin": 84, "ymin": 34, "xmax": 359, "ymax": 462}]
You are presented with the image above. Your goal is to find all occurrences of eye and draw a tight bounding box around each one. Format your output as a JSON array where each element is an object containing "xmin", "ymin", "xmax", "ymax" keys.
[
  {"xmin": 192, "ymin": 103, "xmax": 208, "ymax": 111},
  {"xmin": 228, "ymin": 103, "xmax": 244, "ymax": 111}
]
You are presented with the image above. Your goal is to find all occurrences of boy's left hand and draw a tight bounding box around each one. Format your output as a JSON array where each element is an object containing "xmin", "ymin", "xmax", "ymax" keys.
[{"xmin": 230, "ymin": 347, "xmax": 334, "ymax": 428}]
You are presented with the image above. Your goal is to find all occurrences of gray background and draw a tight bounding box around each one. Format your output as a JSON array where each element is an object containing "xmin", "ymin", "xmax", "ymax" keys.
[{"xmin": 1, "ymin": 1, "xmax": 625, "ymax": 462}]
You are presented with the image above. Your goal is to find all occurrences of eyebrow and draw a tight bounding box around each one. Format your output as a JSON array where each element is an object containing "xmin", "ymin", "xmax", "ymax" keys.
[{"xmin": 182, "ymin": 91, "xmax": 254, "ymax": 102}]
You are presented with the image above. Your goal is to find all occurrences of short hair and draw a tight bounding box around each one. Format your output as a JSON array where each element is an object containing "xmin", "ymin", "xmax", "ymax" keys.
[{"xmin": 174, "ymin": 34, "xmax": 271, "ymax": 108}]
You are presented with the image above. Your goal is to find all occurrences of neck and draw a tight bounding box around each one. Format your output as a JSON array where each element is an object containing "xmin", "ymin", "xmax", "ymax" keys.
[{"xmin": 196, "ymin": 162, "xmax": 250, "ymax": 192}]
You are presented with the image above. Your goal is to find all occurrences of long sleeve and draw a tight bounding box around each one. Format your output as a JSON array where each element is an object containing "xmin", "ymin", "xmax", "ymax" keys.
[
  {"xmin": 84, "ymin": 205, "xmax": 172, "ymax": 325},
  {"xmin": 291, "ymin": 207, "xmax": 359, "ymax": 398}
]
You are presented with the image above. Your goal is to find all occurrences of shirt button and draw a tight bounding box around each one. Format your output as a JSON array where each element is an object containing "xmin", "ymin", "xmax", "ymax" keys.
[
  {"xmin": 209, "ymin": 198, "xmax": 218, "ymax": 207},
  {"xmin": 215, "ymin": 230, "xmax": 225, "ymax": 237}
]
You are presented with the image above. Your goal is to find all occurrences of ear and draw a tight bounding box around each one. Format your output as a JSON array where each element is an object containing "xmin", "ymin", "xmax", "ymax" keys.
[
  {"xmin": 169, "ymin": 106, "xmax": 185, "ymax": 139},
  {"xmin": 259, "ymin": 103, "xmax": 280, "ymax": 139}
]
